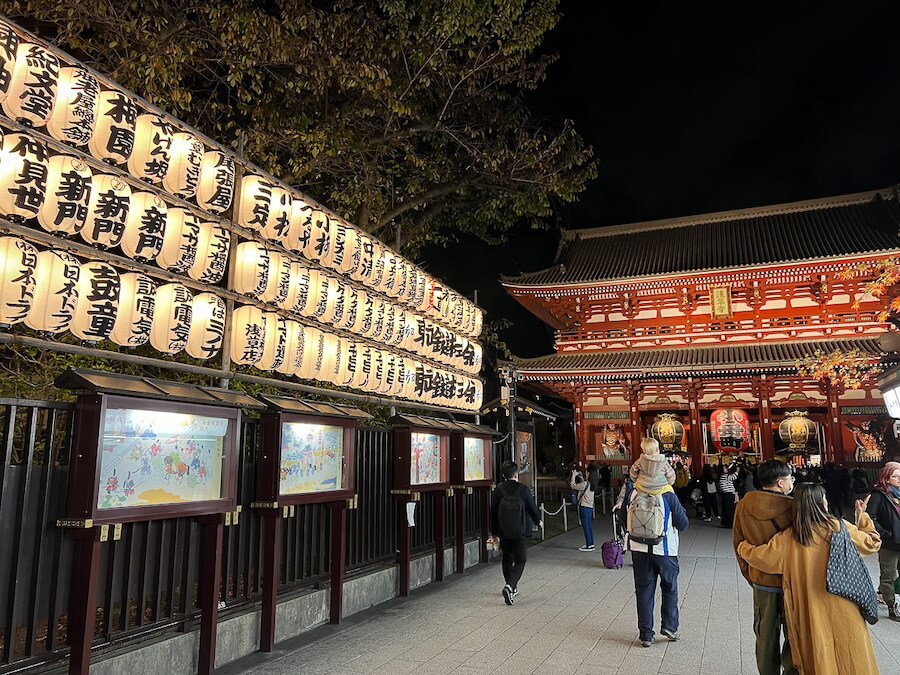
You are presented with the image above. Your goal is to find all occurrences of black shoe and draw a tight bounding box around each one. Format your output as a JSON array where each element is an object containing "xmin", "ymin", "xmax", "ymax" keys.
[
  {"xmin": 640, "ymin": 637, "xmax": 653, "ymax": 647},
  {"xmin": 502, "ymin": 584, "xmax": 514, "ymax": 605},
  {"xmin": 889, "ymin": 607, "xmax": 900, "ymax": 622}
]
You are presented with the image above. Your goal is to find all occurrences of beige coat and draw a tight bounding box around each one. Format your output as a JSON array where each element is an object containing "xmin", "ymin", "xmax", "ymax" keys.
[{"xmin": 737, "ymin": 513, "xmax": 881, "ymax": 675}]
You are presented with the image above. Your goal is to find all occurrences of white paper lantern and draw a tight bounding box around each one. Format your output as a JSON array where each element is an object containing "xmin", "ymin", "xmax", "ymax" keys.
[
  {"xmin": 280, "ymin": 261, "xmax": 307, "ymax": 312},
  {"xmin": 37, "ymin": 154, "xmax": 92, "ymax": 235},
  {"xmin": 396, "ymin": 262, "xmax": 411, "ymax": 304},
  {"xmin": 121, "ymin": 191, "xmax": 166, "ymax": 261},
  {"xmin": 381, "ymin": 250, "xmax": 398, "ymax": 297},
  {"xmin": 350, "ymin": 233, "xmax": 375, "ymax": 282},
  {"xmin": 230, "ymin": 304, "xmax": 265, "ymax": 365},
  {"xmin": 311, "ymin": 273, "xmax": 338, "ymax": 324},
  {"xmin": 109, "ymin": 272, "xmax": 155, "ymax": 347},
  {"xmin": 150, "ymin": 283, "xmax": 192, "ymax": 354},
  {"xmin": 71, "ymin": 261, "xmax": 119, "ymax": 341},
  {"xmin": 185, "ymin": 292, "xmax": 225, "ymax": 359},
  {"xmin": 237, "ymin": 175, "xmax": 274, "ymax": 231},
  {"xmin": 368, "ymin": 244, "xmax": 386, "ymax": 290},
  {"xmin": 276, "ymin": 320, "xmax": 304, "ymax": 375},
  {"xmin": 296, "ymin": 268, "xmax": 320, "ymax": 317},
  {"xmin": 257, "ymin": 312, "xmax": 288, "ymax": 371},
  {"xmin": 0, "ymin": 21, "xmax": 20, "ymax": 105},
  {"xmin": 259, "ymin": 250, "xmax": 290, "ymax": 305},
  {"xmin": 332, "ymin": 284, "xmax": 357, "ymax": 331},
  {"xmin": 47, "ymin": 66, "xmax": 99, "ymax": 145},
  {"xmin": 82, "ymin": 174, "xmax": 131, "ymax": 248},
  {"xmin": 157, "ymin": 207, "xmax": 200, "ymax": 274},
  {"xmin": 162, "ymin": 132, "xmax": 203, "ymax": 198},
  {"xmin": 260, "ymin": 185, "xmax": 291, "ymax": 243},
  {"xmin": 364, "ymin": 296, "xmax": 386, "ymax": 340},
  {"xmin": 382, "ymin": 304, "xmax": 397, "ymax": 344},
  {"xmin": 3, "ymin": 42, "xmax": 59, "ymax": 127},
  {"xmin": 305, "ymin": 210, "xmax": 334, "ymax": 264},
  {"xmin": 0, "ymin": 236, "xmax": 37, "ymax": 326},
  {"xmin": 128, "ymin": 114, "xmax": 174, "ymax": 183},
  {"xmin": 88, "ymin": 90, "xmax": 137, "ymax": 164},
  {"xmin": 286, "ymin": 195, "xmax": 313, "ymax": 253},
  {"xmin": 356, "ymin": 290, "xmax": 374, "ymax": 337},
  {"xmin": 297, "ymin": 326, "xmax": 323, "ymax": 380},
  {"xmin": 332, "ymin": 336, "xmax": 353, "ymax": 385},
  {"xmin": 0, "ymin": 132, "xmax": 48, "ymax": 221},
  {"xmin": 196, "ymin": 150, "xmax": 234, "ymax": 214},
  {"xmin": 390, "ymin": 309, "xmax": 407, "ymax": 347},
  {"xmin": 316, "ymin": 332, "xmax": 340, "ymax": 383},
  {"xmin": 233, "ymin": 241, "xmax": 270, "ymax": 298},
  {"xmin": 25, "ymin": 249, "xmax": 80, "ymax": 333},
  {"xmin": 188, "ymin": 222, "xmax": 229, "ymax": 283}
]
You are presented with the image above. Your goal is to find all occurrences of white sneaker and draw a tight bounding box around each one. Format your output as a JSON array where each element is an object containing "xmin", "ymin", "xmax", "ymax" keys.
[{"xmin": 578, "ymin": 545, "xmax": 596, "ymax": 552}]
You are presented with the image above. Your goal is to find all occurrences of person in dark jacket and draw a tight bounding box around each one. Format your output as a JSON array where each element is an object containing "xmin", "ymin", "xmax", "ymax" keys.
[
  {"xmin": 490, "ymin": 460, "xmax": 542, "ymax": 605},
  {"xmin": 866, "ymin": 461, "xmax": 900, "ymax": 621}
]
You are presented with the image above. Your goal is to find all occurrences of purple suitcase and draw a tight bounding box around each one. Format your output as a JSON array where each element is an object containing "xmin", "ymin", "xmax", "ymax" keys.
[{"xmin": 601, "ymin": 514, "xmax": 624, "ymax": 569}]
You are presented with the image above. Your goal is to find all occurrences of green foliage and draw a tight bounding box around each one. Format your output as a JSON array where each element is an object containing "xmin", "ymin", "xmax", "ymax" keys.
[{"xmin": 5, "ymin": 0, "xmax": 596, "ymax": 254}]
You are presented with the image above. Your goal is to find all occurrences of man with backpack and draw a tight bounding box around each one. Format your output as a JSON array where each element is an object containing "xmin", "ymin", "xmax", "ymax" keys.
[{"xmin": 490, "ymin": 460, "xmax": 542, "ymax": 605}]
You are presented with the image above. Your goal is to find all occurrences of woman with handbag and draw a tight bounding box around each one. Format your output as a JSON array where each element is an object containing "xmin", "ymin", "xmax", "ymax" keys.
[
  {"xmin": 866, "ymin": 461, "xmax": 900, "ymax": 621},
  {"xmin": 737, "ymin": 483, "xmax": 881, "ymax": 674}
]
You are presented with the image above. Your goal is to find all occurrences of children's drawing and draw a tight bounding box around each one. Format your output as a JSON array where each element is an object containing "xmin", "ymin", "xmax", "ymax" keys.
[
  {"xmin": 280, "ymin": 422, "xmax": 344, "ymax": 495},
  {"xmin": 464, "ymin": 437, "xmax": 486, "ymax": 481},
  {"xmin": 97, "ymin": 408, "xmax": 229, "ymax": 510},
  {"xmin": 410, "ymin": 432, "xmax": 442, "ymax": 485}
]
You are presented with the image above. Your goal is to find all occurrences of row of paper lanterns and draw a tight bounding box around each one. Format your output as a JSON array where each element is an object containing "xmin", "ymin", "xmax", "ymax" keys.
[{"xmin": 0, "ymin": 20, "xmax": 483, "ymax": 340}]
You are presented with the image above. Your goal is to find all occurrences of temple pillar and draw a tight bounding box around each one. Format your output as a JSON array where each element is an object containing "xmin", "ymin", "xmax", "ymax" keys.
[
  {"xmin": 754, "ymin": 375, "xmax": 775, "ymax": 461},
  {"xmin": 628, "ymin": 381, "xmax": 643, "ymax": 455},
  {"xmin": 687, "ymin": 379, "xmax": 703, "ymax": 471}
]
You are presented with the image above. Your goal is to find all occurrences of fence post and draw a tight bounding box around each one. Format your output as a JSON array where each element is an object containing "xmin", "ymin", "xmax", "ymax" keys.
[
  {"xmin": 562, "ymin": 499, "xmax": 568, "ymax": 532},
  {"xmin": 540, "ymin": 502, "xmax": 545, "ymax": 541}
]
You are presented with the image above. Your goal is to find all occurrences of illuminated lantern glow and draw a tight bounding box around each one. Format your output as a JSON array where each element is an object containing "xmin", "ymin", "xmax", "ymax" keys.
[
  {"xmin": 317, "ymin": 332, "xmax": 340, "ymax": 383},
  {"xmin": 185, "ymin": 292, "xmax": 226, "ymax": 359},
  {"xmin": 237, "ymin": 175, "xmax": 274, "ymax": 232},
  {"xmin": 0, "ymin": 132, "xmax": 49, "ymax": 221},
  {"xmin": 357, "ymin": 290, "xmax": 375, "ymax": 338},
  {"xmin": 650, "ymin": 413, "xmax": 686, "ymax": 453},
  {"xmin": 382, "ymin": 304, "xmax": 396, "ymax": 344},
  {"xmin": 367, "ymin": 297, "xmax": 385, "ymax": 340},
  {"xmin": 778, "ymin": 411, "xmax": 817, "ymax": 452},
  {"xmin": 368, "ymin": 244, "xmax": 386, "ymax": 289},
  {"xmin": 280, "ymin": 261, "xmax": 307, "ymax": 312},
  {"xmin": 71, "ymin": 261, "xmax": 120, "ymax": 342},
  {"xmin": 337, "ymin": 226, "xmax": 361, "ymax": 276},
  {"xmin": 88, "ymin": 90, "xmax": 137, "ymax": 164},
  {"xmin": 414, "ymin": 272, "xmax": 429, "ymax": 312},
  {"xmin": 3, "ymin": 42, "xmax": 59, "ymax": 127},
  {"xmin": 330, "ymin": 222, "xmax": 349, "ymax": 273},
  {"xmin": 121, "ymin": 191, "xmax": 166, "ymax": 261},
  {"xmin": 25, "ymin": 249, "xmax": 80, "ymax": 333},
  {"xmin": 162, "ymin": 132, "xmax": 203, "ymax": 198},
  {"xmin": 374, "ymin": 351, "xmax": 393, "ymax": 395},
  {"xmin": 391, "ymin": 309, "xmax": 407, "ymax": 348},
  {"xmin": 330, "ymin": 278, "xmax": 347, "ymax": 327},
  {"xmin": 260, "ymin": 185, "xmax": 291, "ymax": 243},
  {"xmin": 0, "ymin": 236, "xmax": 37, "ymax": 326},
  {"xmin": 233, "ymin": 241, "xmax": 270, "ymax": 298},
  {"xmin": 196, "ymin": 150, "xmax": 234, "ymax": 214},
  {"xmin": 381, "ymin": 250, "xmax": 398, "ymax": 297},
  {"xmin": 188, "ymin": 222, "xmax": 229, "ymax": 283},
  {"xmin": 257, "ymin": 312, "xmax": 288, "ymax": 371},
  {"xmin": 37, "ymin": 154, "xmax": 92, "ymax": 235},
  {"xmin": 230, "ymin": 304, "xmax": 265, "ymax": 365},
  {"xmin": 276, "ymin": 320, "xmax": 304, "ymax": 375},
  {"xmin": 305, "ymin": 210, "xmax": 333, "ymax": 264},
  {"xmin": 311, "ymin": 273, "xmax": 338, "ymax": 324},
  {"xmin": 150, "ymin": 283, "xmax": 192, "ymax": 354},
  {"xmin": 0, "ymin": 21, "xmax": 20, "ymax": 104},
  {"xmin": 332, "ymin": 336, "xmax": 353, "ymax": 385},
  {"xmin": 709, "ymin": 408, "xmax": 750, "ymax": 452},
  {"xmin": 396, "ymin": 261, "xmax": 411, "ymax": 303},
  {"xmin": 157, "ymin": 207, "xmax": 200, "ymax": 274},
  {"xmin": 332, "ymin": 284, "xmax": 357, "ymax": 331},
  {"xmin": 286, "ymin": 195, "xmax": 313, "ymax": 253},
  {"xmin": 296, "ymin": 268, "xmax": 320, "ymax": 317},
  {"xmin": 109, "ymin": 272, "xmax": 155, "ymax": 347},
  {"xmin": 47, "ymin": 66, "xmax": 99, "ymax": 145},
  {"xmin": 82, "ymin": 174, "xmax": 131, "ymax": 248},
  {"xmin": 297, "ymin": 326, "xmax": 323, "ymax": 380},
  {"xmin": 350, "ymin": 233, "xmax": 374, "ymax": 282},
  {"xmin": 402, "ymin": 312, "xmax": 418, "ymax": 352},
  {"xmin": 128, "ymin": 114, "xmax": 174, "ymax": 183},
  {"xmin": 259, "ymin": 250, "xmax": 291, "ymax": 305}
]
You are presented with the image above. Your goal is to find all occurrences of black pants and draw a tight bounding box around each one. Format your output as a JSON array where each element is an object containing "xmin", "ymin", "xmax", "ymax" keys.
[
  {"xmin": 703, "ymin": 492, "xmax": 719, "ymax": 518},
  {"xmin": 500, "ymin": 537, "xmax": 528, "ymax": 590},
  {"xmin": 720, "ymin": 492, "xmax": 735, "ymax": 528}
]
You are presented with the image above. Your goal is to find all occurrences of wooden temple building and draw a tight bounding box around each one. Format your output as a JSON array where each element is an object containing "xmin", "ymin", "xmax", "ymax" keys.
[{"xmin": 501, "ymin": 189, "xmax": 900, "ymax": 475}]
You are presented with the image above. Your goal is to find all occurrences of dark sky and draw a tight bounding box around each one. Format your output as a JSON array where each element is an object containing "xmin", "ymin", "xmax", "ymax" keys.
[{"xmin": 422, "ymin": 1, "xmax": 900, "ymax": 359}]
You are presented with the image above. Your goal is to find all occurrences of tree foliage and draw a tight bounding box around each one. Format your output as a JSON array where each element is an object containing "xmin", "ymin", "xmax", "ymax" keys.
[
  {"xmin": 6, "ymin": 0, "xmax": 596, "ymax": 253},
  {"xmin": 796, "ymin": 349, "xmax": 882, "ymax": 391}
]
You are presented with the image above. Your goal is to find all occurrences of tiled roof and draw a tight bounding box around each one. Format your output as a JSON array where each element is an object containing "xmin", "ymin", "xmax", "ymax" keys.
[
  {"xmin": 503, "ymin": 190, "xmax": 900, "ymax": 286},
  {"xmin": 515, "ymin": 339, "xmax": 885, "ymax": 378}
]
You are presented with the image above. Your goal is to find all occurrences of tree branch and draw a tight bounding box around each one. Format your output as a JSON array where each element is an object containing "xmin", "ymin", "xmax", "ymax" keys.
[{"xmin": 374, "ymin": 177, "xmax": 475, "ymax": 226}]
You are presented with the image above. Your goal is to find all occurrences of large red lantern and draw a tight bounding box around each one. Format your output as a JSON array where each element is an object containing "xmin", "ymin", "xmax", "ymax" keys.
[{"xmin": 709, "ymin": 408, "xmax": 750, "ymax": 452}]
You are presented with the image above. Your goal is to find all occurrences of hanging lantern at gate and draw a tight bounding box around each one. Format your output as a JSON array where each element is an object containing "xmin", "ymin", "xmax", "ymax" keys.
[
  {"xmin": 81, "ymin": 174, "xmax": 131, "ymax": 249},
  {"xmin": 88, "ymin": 90, "xmax": 137, "ymax": 165},
  {"xmin": 185, "ymin": 292, "xmax": 226, "ymax": 359},
  {"xmin": 71, "ymin": 261, "xmax": 120, "ymax": 342},
  {"xmin": 120, "ymin": 191, "xmax": 166, "ymax": 261},
  {"xmin": 778, "ymin": 411, "xmax": 817, "ymax": 452},
  {"xmin": 37, "ymin": 154, "xmax": 92, "ymax": 235},
  {"xmin": 150, "ymin": 283, "xmax": 192, "ymax": 354},
  {"xmin": 196, "ymin": 150, "xmax": 234, "ymax": 214},
  {"xmin": 47, "ymin": 66, "xmax": 99, "ymax": 146},
  {"xmin": 230, "ymin": 304, "xmax": 265, "ymax": 365},
  {"xmin": 162, "ymin": 132, "xmax": 203, "ymax": 199},
  {"xmin": 709, "ymin": 408, "xmax": 750, "ymax": 452},
  {"xmin": 0, "ymin": 132, "xmax": 49, "ymax": 221},
  {"xmin": 157, "ymin": 207, "xmax": 200, "ymax": 274},
  {"xmin": 0, "ymin": 236, "xmax": 37, "ymax": 326},
  {"xmin": 260, "ymin": 184, "xmax": 291, "ymax": 243},
  {"xmin": 276, "ymin": 320, "xmax": 304, "ymax": 376},
  {"xmin": 650, "ymin": 413, "xmax": 685, "ymax": 453},
  {"xmin": 237, "ymin": 175, "xmax": 273, "ymax": 232},
  {"xmin": 3, "ymin": 42, "xmax": 59, "ymax": 127},
  {"xmin": 0, "ymin": 21, "xmax": 20, "ymax": 105},
  {"xmin": 109, "ymin": 272, "xmax": 155, "ymax": 347},
  {"xmin": 128, "ymin": 114, "xmax": 174, "ymax": 183},
  {"xmin": 188, "ymin": 222, "xmax": 229, "ymax": 283},
  {"xmin": 25, "ymin": 249, "xmax": 80, "ymax": 333},
  {"xmin": 233, "ymin": 241, "xmax": 270, "ymax": 299}
]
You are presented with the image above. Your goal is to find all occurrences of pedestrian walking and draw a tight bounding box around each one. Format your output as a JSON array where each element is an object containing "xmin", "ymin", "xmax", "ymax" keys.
[
  {"xmin": 490, "ymin": 460, "xmax": 542, "ymax": 605},
  {"xmin": 718, "ymin": 463, "xmax": 739, "ymax": 528},
  {"xmin": 732, "ymin": 460, "xmax": 797, "ymax": 675},
  {"xmin": 701, "ymin": 464, "xmax": 719, "ymax": 522},
  {"xmin": 866, "ymin": 461, "xmax": 900, "ymax": 621},
  {"xmin": 570, "ymin": 464, "xmax": 598, "ymax": 551}
]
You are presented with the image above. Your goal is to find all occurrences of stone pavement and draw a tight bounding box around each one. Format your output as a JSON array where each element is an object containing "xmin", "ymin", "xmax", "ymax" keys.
[{"xmin": 222, "ymin": 516, "xmax": 900, "ymax": 675}]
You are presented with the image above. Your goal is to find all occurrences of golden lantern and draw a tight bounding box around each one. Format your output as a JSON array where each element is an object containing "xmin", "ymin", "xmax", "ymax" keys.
[
  {"xmin": 128, "ymin": 114, "xmax": 174, "ymax": 183},
  {"xmin": 297, "ymin": 326, "xmax": 324, "ymax": 380},
  {"xmin": 237, "ymin": 175, "xmax": 274, "ymax": 232},
  {"xmin": 230, "ymin": 305, "xmax": 265, "ymax": 365},
  {"xmin": 0, "ymin": 236, "xmax": 37, "ymax": 326},
  {"xmin": 188, "ymin": 222, "xmax": 229, "ymax": 284},
  {"xmin": 233, "ymin": 241, "xmax": 271, "ymax": 299},
  {"xmin": 120, "ymin": 191, "xmax": 166, "ymax": 261},
  {"xmin": 259, "ymin": 250, "xmax": 291, "ymax": 305},
  {"xmin": 383, "ymin": 353, "xmax": 401, "ymax": 396},
  {"xmin": 163, "ymin": 132, "xmax": 204, "ymax": 199},
  {"xmin": 47, "ymin": 66, "xmax": 99, "ymax": 146},
  {"xmin": 650, "ymin": 413, "xmax": 685, "ymax": 453},
  {"xmin": 81, "ymin": 174, "xmax": 131, "ymax": 249},
  {"xmin": 778, "ymin": 411, "xmax": 818, "ymax": 452},
  {"xmin": 3, "ymin": 42, "xmax": 59, "ymax": 127},
  {"xmin": 150, "ymin": 283, "xmax": 192, "ymax": 354},
  {"xmin": 185, "ymin": 292, "xmax": 226, "ymax": 359},
  {"xmin": 276, "ymin": 320, "xmax": 304, "ymax": 376},
  {"xmin": 0, "ymin": 132, "xmax": 49, "ymax": 222},
  {"xmin": 71, "ymin": 261, "xmax": 120, "ymax": 342},
  {"xmin": 0, "ymin": 21, "xmax": 20, "ymax": 106},
  {"xmin": 260, "ymin": 184, "xmax": 291, "ymax": 244},
  {"xmin": 37, "ymin": 154, "xmax": 92, "ymax": 235},
  {"xmin": 109, "ymin": 272, "xmax": 155, "ymax": 347},
  {"xmin": 157, "ymin": 207, "xmax": 200, "ymax": 274},
  {"xmin": 88, "ymin": 90, "xmax": 137, "ymax": 165},
  {"xmin": 25, "ymin": 249, "xmax": 80, "ymax": 333},
  {"xmin": 196, "ymin": 150, "xmax": 234, "ymax": 214},
  {"xmin": 286, "ymin": 194, "xmax": 313, "ymax": 254}
]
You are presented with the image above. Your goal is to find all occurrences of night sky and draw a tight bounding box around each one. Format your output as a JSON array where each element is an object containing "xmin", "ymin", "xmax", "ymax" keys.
[{"xmin": 421, "ymin": 0, "xmax": 900, "ymax": 360}]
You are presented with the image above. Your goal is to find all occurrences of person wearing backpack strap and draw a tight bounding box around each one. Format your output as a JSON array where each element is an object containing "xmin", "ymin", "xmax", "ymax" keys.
[
  {"xmin": 625, "ymin": 438, "xmax": 689, "ymax": 648},
  {"xmin": 490, "ymin": 460, "xmax": 542, "ymax": 605}
]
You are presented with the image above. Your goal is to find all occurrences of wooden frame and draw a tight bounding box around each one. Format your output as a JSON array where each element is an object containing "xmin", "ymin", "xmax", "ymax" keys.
[
  {"xmin": 450, "ymin": 433, "xmax": 493, "ymax": 488},
  {"xmin": 393, "ymin": 426, "xmax": 451, "ymax": 492}
]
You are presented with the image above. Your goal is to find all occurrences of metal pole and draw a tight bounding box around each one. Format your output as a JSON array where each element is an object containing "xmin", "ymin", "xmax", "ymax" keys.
[
  {"xmin": 562, "ymin": 498, "xmax": 568, "ymax": 532},
  {"xmin": 540, "ymin": 503, "xmax": 545, "ymax": 541}
]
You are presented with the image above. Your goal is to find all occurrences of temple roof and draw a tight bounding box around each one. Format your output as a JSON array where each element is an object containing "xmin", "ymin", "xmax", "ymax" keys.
[{"xmin": 503, "ymin": 189, "xmax": 900, "ymax": 286}]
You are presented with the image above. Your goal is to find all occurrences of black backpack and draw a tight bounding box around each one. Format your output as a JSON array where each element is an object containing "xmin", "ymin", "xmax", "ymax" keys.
[{"xmin": 496, "ymin": 482, "xmax": 527, "ymax": 540}]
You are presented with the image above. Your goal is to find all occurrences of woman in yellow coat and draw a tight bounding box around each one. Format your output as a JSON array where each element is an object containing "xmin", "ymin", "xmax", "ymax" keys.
[{"xmin": 737, "ymin": 483, "xmax": 881, "ymax": 675}]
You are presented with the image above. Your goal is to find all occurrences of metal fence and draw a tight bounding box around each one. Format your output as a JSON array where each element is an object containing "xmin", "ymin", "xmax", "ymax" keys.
[{"xmin": 0, "ymin": 401, "xmax": 483, "ymax": 674}]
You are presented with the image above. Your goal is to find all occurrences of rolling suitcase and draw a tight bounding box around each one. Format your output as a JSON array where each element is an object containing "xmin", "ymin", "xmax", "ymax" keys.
[{"xmin": 601, "ymin": 514, "xmax": 624, "ymax": 569}]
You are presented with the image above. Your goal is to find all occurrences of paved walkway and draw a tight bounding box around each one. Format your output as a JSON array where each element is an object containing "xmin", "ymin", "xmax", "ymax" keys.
[{"xmin": 222, "ymin": 516, "xmax": 900, "ymax": 675}]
